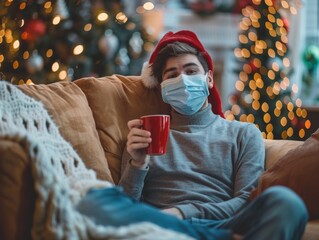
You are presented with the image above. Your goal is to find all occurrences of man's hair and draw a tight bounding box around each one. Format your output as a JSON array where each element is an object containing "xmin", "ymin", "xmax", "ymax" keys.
[{"xmin": 151, "ymin": 42, "xmax": 209, "ymax": 83}]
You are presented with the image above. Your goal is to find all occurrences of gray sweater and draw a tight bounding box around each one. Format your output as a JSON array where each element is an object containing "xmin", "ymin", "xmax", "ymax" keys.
[{"xmin": 119, "ymin": 105, "xmax": 265, "ymax": 220}]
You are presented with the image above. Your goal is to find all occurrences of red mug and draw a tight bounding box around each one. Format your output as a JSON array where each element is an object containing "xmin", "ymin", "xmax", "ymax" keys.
[{"xmin": 140, "ymin": 114, "xmax": 170, "ymax": 155}]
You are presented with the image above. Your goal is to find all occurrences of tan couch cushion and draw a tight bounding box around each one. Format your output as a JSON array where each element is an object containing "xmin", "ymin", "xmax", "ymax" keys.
[
  {"xmin": 251, "ymin": 129, "xmax": 319, "ymax": 220},
  {"xmin": 0, "ymin": 139, "xmax": 35, "ymax": 240},
  {"xmin": 19, "ymin": 82, "xmax": 112, "ymax": 182},
  {"xmin": 75, "ymin": 75, "xmax": 170, "ymax": 183}
]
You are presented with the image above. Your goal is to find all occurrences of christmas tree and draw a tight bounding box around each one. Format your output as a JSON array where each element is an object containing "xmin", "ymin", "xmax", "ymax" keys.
[
  {"xmin": 225, "ymin": 0, "xmax": 311, "ymax": 140},
  {"xmin": 0, "ymin": 0, "xmax": 156, "ymax": 84}
]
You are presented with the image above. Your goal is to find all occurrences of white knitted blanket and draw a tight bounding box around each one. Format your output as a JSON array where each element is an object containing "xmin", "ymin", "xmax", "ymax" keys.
[{"xmin": 0, "ymin": 81, "xmax": 193, "ymax": 240}]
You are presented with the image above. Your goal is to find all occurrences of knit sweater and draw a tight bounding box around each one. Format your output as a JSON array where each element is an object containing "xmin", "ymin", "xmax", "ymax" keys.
[
  {"xmin": 119, "ymin": 105, "xmax": 265, "ymax": 220},
  {"xmin": 0, "ymin": 81, "xmax": 193, "ymax": 240}
]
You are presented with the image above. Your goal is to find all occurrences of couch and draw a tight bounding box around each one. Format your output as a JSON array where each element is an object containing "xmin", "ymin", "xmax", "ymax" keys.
[{"xmin": 0, "ymin": 75, "xmax": 318, "ymax": 239}]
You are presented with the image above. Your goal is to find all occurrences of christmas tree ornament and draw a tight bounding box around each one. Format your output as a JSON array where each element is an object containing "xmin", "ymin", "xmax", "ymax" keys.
[
  {"xmin": 22, "ymin": 19, "xmax": 46, "ymax": 42},
  {"xmin": 98, "ymin": 30, "xmax": 119, "ymax": 60},
  {"xmin": 26, "ymin": 51, "xmax": 44, "ymax": 74},
  {"xmin": 128, "ymin": 32, "xmax": 144, "ymax": 59},
  {"xmin": 54, "ymin": 0, "xmax": 70, "ymax": 20}
]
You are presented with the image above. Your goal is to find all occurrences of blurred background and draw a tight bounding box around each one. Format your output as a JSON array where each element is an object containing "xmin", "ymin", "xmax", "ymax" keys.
[{"xmin": 0, "ymin": 0, "xmax": 318, "ymax": 140}]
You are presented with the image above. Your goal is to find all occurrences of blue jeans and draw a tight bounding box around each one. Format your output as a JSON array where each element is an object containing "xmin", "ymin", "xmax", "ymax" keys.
[
  {"xmin": 188, "ymin": 186, "xmax": 308, "ymax": 240},
  {"xmin": 77, "ymin": 187, "xmax": 232, "ymax": 240},
  {"xmin": 77, "ymin": 186, "xmax": 307, "ymax": 240}
]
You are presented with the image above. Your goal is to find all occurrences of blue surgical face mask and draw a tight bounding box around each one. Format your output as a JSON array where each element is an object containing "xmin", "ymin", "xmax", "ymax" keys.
[{"xmin": 161, "ymin": 73, "xmax": 209, "ymax": 115}]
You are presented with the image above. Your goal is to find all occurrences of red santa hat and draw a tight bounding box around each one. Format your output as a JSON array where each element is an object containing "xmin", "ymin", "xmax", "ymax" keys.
[{"xmin": 141, "ymin": 30, "xmax": 224, "ymax": 118}]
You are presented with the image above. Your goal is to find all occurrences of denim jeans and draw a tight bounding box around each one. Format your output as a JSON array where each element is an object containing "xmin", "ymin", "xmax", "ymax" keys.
[
  {"xmin": 77, "ymin": 186, "xmax": 307, "ymax": 240},
  {"xmin": 188, "ymin": 186, "xmax": 308, "ymax": 240},
  {"xmin": 77, "ymin": 187, "xmax": 232, "ymax": 240}
]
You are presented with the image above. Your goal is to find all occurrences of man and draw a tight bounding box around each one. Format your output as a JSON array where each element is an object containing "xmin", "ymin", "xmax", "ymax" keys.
[{"xmin": 118, "ymin": 30, "xmax": 307, "ymax": 239}]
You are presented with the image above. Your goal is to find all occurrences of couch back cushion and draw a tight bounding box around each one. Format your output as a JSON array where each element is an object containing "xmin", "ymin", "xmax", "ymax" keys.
[
  {"xmin": 75, "ymin": 75, "xmax": 170, "ymax": 183},
  {"xmin": 19, "ymin": 81, "xmax": 113, "ymax": 182},
  {"xmin": 252, "ymin": 129, "xmax": 319, "ymax": 220}
]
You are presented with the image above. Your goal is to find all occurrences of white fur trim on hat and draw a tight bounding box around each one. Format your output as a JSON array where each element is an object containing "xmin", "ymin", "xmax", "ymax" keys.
[{"xmin": 141, "ymin": 62, "xmax": 158, "ymax": 88}]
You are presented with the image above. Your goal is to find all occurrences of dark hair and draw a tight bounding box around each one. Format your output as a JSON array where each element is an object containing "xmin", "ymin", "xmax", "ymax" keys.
[{"xmin": 151, "ymin": 42, "xmax": 209, "ymax": 83}]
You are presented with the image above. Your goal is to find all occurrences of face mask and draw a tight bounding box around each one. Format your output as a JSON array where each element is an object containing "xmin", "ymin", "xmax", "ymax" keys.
[{"xmin": 161, "ymin": 73, "xmax": 209, "ymax": 115}]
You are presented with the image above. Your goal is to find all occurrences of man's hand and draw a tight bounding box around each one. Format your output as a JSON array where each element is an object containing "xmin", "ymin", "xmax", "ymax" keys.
[
  {"xmin": 127, "ymin": 119, "xmax": 152, "ymax": 169},
  {"xmin": 161, "ymin": 207, "xmax": 184, "ymax": 219}
]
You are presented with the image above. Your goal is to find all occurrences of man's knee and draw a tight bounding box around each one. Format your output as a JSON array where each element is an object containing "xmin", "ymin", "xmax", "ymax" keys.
[{"xmin": 261, "ymin": 186, "xmax": 308, "ymax": 221}]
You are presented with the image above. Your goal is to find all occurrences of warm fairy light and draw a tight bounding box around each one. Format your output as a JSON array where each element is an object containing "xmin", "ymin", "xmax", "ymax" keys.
[
  {"xmin": 266, "ymin": 123, "xmax": 273, "ymax": 133},
  {"xmin": 281, "ymin": 131, "xmax": 288, "ymax": 139},
  {"xmin": 52, "ymin": 16, "xmax": 61, "ymax": 25},
  {"xmin": 274, "ymin": 108, "xmax": 281, "ymax": 117},
  {"xmin": 52, "ymin": 62, "xmax": 59, "ymax": 72},
  {"xmin": 267, "ymin": 14, "xmax": 275, "ymax": 23},
  {"xmin": 252, "ymin": 21, "xmax": 260, "ymax": 28},
  {"xmin": 242, "ymin": 17, "xmax": 252, "ymax": 27},
  {"xmin": 248, "ymin": 32, "xmax": 257, "ymax": 41},
  {"xmin": 267, "ymin": 132, "xmax": 274, "ymax": 139},
  {"xmin": 143, "ymin": 2, "xmax": 154, "ymax": 10},
  {"xmin": 46, "ymin": 49, "xmax": 53, "ymax": 58},
  {"xmin": 268, "ymin": 48, "xmax": 275, "ymax": 58},
  {"xmin": 267, "ymin": 70, "xmax": 275, "ymax": 80},
  {"xmin": 241, "ymin": 48, "xmax": 250, "ymax": 58},
  {"xmin": 299, "ymin": 129, "xmax": 305, "ymax": 138},
  {"xmin": 0, "ymin": 54, "xmax": 3, "ymax": 63},
  {"xmin": 256, "ymin": 78, "xmax": 264, "ymax": 88},
  {"xmin": 266, "ymin": 86, "xmax": 274, "ymax": 97},
  {"xmin": 249, "ymin": 80, "xmax": 257, "ymax": 90},
  {"xmin": 19, "ymin": 2, "xmax": 26, "ymax": 9},
  {"xmin": 301, "ymin": 109, "xmax": 307, "ymax": 118},
  {"xmin": 13, "ymin": 60, "xmax": 19, "ymax": 69},
  {"xmin": 281, "ymin": 35, "xmax": 288, "ymax": 43},
  {"xmin": 263, "ymin": 113, "xmax": 271, "ymax": 123},
  {"xmin": 265, "ymin": 0, "xmax": 273, "ymax": 6},
  {"xmin": 287, "ymin": 127, "xmax": 293, "ymax": 137},
  {"xmin": 265, "ymin": 21, "xmax": 273, "ymax": 30},
  {"xmin": 26, "ymin": 79, "xmax": 33, "ymax": 85},
  {"xmin": 252, "ymin": 90, "xmax": 260, "ymax": 100},
  {"xmin": 276, "ymin": 100, "xmax": 283, "ymax": 109},
  {"xmin": 239, "ymin": 34, "xmax": 248, "ymax": 44},
  {"xmin": 283, "ymin": 57, "xmax": 290, "ymax": 67},
  {"xmin": 235, "ymin": 80, "xmax": 245, "ymax": 91},
  {"xmin": 273, "ymin": 82, "xmax": 280, "ymax": 95},
  {"xmin": 295, "ymin": 98, "xmax": 302, "ymax": 107},
  {"xmin": 247, "ymin": 114, "xmax": 255, "ymax": 123},
  {"xmin": 240, "ymin": 114, "xmax": 247, "ymax": 122},
  {"xmin": 292, "ymin": 83, "xmax": 298, "ymax": 93},
  {"xmin": 231, "ymin": 105, "xmax": 241, "ymax": 115},
  {"xmin": 84, "ymin": 23, "xmax": 92, "ymax": 32},
  {"xmin": 261, "ymin": 102, "xmax": 269, "ymax": 112},
  {"xmin": 280, "ymin": 117, "xmax": 287, "ymax": 126},
  {"xmin": 239, "ymin": 71, "xmax": 248, "ymax": 82},
  {"xmin": 288, "ymin": 111, "xmax": 295, "ymax": 120},
  {"xmin": 234, "ymin": 48, "xmax": 242, "ymax": 58},
  {"xmin": 97, "ymin": 12, "xmax": 109, "ymax": 22},
  {"xmin": 59, "ymin": 70, "xmax": 67, "ymax": 80},
  {"xmin": 23, "ymin": 51, "xmax": 29, "ymax": 59},
  {"xmin": 269, "ymin": 29, "xmax": 277, "ymax": 37},
  {"xmin": 44, "ymin": 1, "xmax": 52, "ymax": 9},
  {"xmin": 296, "ymin": 108, "xmax": 302, "ymax": 116},
  {"xmin": 305, "ymin": 120, "xmax": 311, "ymax": 129},
  {"xmin": 73, "ymin": 44, "xmax": 84, "ymax": 55},
  {"xmin": 116, "ymin": 12, "xmax": 127, "ymax": 23},
  {"xmin": 252, "ymin": 100, "xmax": 260, "ymax": 110},
  {"xmin": 13, "ymin": 40, "xmax": 20, "ymax": 49},
  {"xmin": 18, "ymin": 79, "xmax": 24, "ymax": 85},
  {"xmin": 290, "ymin": 6, "xmax": 297, "ymax": 15},
  {"xmin": 272, "ymin": 62, "xmax": 279, "ymax": 71},
  {"xmin": 268, "ymin": 6, "xmax": 276, "ymax": 14},
  {"xmin": 281, "ymin": 0, "xmax": 289, "ymax": 8}
]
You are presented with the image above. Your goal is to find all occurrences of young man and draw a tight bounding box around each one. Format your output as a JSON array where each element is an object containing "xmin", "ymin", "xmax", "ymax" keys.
[{"xmin": 118, "ymin": 30, "xmax": 307, "ymax": 239}]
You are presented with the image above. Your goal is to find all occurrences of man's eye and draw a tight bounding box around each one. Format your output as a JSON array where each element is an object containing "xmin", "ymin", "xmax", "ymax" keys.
[{"xmin": 186, "ymin": 69, "xmax": 198, "ymax": 75}]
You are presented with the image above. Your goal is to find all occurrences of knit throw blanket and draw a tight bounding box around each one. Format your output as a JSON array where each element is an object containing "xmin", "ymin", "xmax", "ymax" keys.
[{"xmin": 0, "ymin": 81, "xmax": 192, "ymax": 240}]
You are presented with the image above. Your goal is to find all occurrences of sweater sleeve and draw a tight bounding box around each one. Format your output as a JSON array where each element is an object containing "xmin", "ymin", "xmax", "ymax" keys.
[
  {"xmin": 177, "ymin": 124, "xmax": 265, "ymax": 220},
  {"xmin": 118, "ymin": 157, "xmax": 148, "ymax": 201}
]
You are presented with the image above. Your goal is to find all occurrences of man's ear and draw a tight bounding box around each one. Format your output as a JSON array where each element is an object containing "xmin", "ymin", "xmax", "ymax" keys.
[{"xmin": 207, "ymin": 70, "xmax": 214, "ymax": 89}]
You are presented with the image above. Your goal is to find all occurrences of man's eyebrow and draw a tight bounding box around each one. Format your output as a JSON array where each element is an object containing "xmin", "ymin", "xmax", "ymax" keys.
[{"xmin": 163, "ymin": 62, "xmax": 200, "ymax": 75}]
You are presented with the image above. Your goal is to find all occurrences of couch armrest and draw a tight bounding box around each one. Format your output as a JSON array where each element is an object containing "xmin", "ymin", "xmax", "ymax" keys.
[
  {"xmin": 0, "ymin": 138, "xmax": 35, "ymax": 240},
  {"xmin": 264, "ymin": 139, "xmax": 304, "ymax": 169}
]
